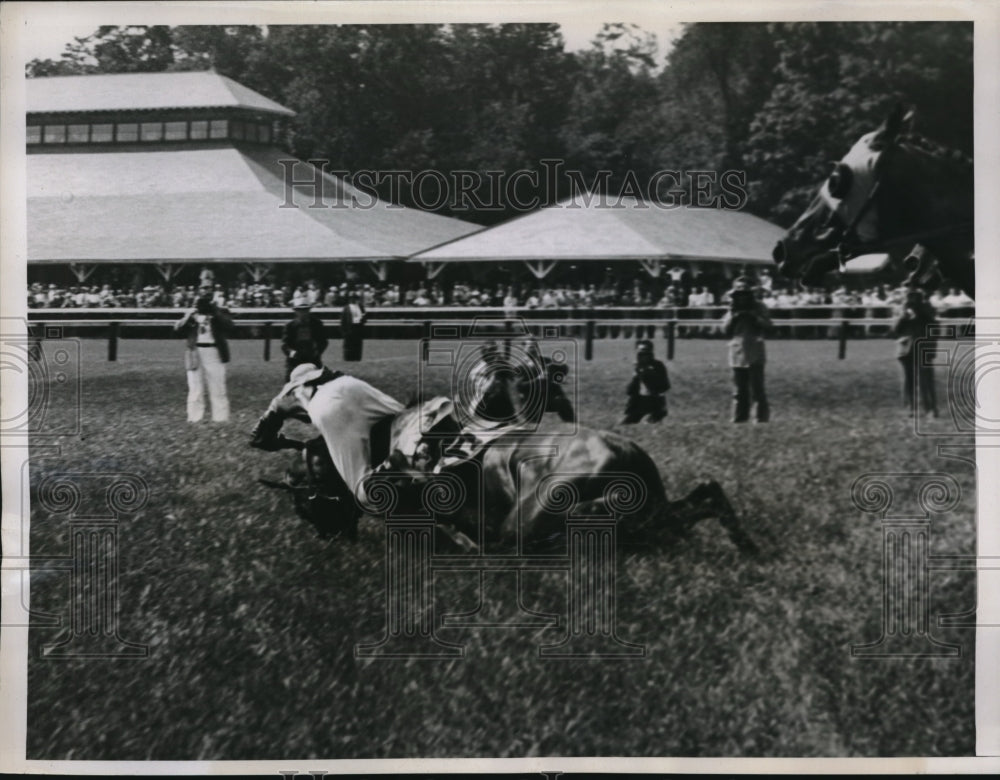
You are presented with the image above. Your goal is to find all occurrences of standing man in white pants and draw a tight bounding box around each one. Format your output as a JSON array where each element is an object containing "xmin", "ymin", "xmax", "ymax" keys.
[{"xmin": 175, "ymin": 294, "xmax": 233, "ymax": 422}]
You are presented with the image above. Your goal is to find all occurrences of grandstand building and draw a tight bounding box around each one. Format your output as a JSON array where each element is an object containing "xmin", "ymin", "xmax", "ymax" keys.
[{"xmin": 26, "ymin": 71, "xmax": 477, "ymax": 289}]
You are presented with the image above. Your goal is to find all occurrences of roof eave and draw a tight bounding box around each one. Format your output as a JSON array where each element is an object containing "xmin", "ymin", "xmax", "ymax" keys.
[
  {"xmin": 409, "ymin": 254, "xmax": 775, "ymax": 264},
  {"xmin": 28, "ymin": 106, "xmax": 296, "ymax": 117}
]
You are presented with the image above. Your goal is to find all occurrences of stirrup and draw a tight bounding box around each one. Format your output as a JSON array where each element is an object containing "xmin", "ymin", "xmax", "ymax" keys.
[{"xmin": 309, "ymin": 490, "xmax": 343, "ymax": 503}]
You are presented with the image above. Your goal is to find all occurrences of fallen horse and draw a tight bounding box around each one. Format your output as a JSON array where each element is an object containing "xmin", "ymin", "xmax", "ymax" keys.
[{"xmin": 258, "ymin": 397, "xmax": 757, "ymax": 555}]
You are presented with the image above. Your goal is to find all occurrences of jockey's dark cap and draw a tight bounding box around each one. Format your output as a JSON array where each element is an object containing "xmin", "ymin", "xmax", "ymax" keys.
[{"xmin": 636, "ymin": 339, "xmax": 654, "ymax": 353}]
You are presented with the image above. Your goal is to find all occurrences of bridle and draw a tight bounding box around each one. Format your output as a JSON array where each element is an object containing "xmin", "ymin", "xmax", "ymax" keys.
[{"xmin": 822, "ymin": 135, "xmax": 973, "ymax": 272}]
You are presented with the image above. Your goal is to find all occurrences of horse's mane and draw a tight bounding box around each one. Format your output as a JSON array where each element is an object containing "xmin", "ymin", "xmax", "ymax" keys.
[{"xmin": 896, "ymin": 132, "xmax": 973, "ymax": 170}]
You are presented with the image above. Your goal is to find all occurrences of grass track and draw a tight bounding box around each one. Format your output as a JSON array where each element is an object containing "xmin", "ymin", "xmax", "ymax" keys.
[{"xmin": 26, "ymin": 336, "xmax": 975, "ymax": 758}]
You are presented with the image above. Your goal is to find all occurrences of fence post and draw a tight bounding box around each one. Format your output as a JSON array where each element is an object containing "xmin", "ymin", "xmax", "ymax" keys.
[
  {"xmin": 422, "ymin": 321, "xmax": 431, "ymax": 362},
  {"xmin": 108, "ymin": 322, "xmax": 119, "ymax": 362},
  {"xmin": 838, "ymin": 319, "xmax": 849, "ymax": 360},
  {"xmin": 585, "ymin": 320, "xmax": 595, "ymax": 361},
  {"xmin": 666, "ymin": 320, "xmax": 676, "ymax": 361},
  {"xmin": 263, "ymin": 322, "xmax": 272, "ymax": 362}
]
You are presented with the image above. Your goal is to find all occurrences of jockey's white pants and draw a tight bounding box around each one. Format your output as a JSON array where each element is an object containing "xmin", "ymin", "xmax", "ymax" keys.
[
  {"xmin": 187, "ymin": 346, "xmax": 229, "ymax": 422},
  {"xmin": 306, "ymin": 375, "xmax": 404, "ymax": 502}
]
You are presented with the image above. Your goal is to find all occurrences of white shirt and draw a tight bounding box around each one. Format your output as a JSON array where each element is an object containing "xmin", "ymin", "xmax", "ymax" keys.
[
  {"xmin": 305, "ymin": 376, "xmax": 404, "ymax": 502},
  {"xmin": 194, "ymin": 313, "xmax": 214, "ymax": 345}
]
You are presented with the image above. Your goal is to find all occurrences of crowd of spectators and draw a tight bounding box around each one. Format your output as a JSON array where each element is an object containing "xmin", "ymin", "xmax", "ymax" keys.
[{"xmin": 27, "ymin": 276, "xmax": 974, "ymax": 311}]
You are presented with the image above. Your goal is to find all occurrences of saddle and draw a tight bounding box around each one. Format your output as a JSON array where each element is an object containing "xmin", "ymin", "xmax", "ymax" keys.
[{"xmin": 379, "ymin": 396, "xmax": 517, "ymax": 476}]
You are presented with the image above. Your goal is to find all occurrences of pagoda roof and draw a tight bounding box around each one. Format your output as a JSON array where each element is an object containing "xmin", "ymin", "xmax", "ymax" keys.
[
  {"xmin": 27, "ymin": 71, "xmax": 295, "ymax": 117},
  {"xmin": 412, "ymin": 193, "xmax": 785, "ymax": 265},
  {"xmin": 27, "ymin": 145, "xmax": 477, "ymax": 263}
]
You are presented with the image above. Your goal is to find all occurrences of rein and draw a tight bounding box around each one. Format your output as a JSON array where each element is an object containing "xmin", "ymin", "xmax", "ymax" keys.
[
  {"xmin": 831, "ymin": 138, "xmax": 973, "ymax": 268},
  {"xmin": 836, "ymin": 222, "xmax": 975, "ymax": 264}
]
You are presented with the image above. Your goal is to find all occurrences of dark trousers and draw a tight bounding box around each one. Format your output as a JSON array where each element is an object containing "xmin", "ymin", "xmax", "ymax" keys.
[
  {"xmin": 732, "ymin": 363, "xmax": 769, "ymax": 423},
  {"xmin": 898, "ymin": 354, "xmax": 937, "ymax": 415},
  {"xmin": 546, "ymin": 387, "xmax": 576, "ymax": 422},
  {"xmin": 284, "ymin": 347, "xmax": 325, "ymax": 380},
  {"xmin": 343, "ymin": 331, "xmax": 364, "ymax": 361},
  {"xmin": 622, "ymin": 394, "xmax": 667, "ymax": 423}
]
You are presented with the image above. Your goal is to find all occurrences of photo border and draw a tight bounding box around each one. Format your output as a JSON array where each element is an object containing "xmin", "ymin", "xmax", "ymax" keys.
[{"xmin": 2, "ymin": 0, "xmax": 999, "ymax": 774}]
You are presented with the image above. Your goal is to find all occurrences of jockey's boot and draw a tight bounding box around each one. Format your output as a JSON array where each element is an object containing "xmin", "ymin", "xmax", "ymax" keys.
[{"xmin": 293, "ymin": 489, "xmax": 358, "ymax": 541}]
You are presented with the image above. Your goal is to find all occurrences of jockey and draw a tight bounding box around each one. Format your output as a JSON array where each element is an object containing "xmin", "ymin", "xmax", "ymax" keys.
[{"xmin": 249, "ymin": 362, "xmax": 404, "ymax": 504}]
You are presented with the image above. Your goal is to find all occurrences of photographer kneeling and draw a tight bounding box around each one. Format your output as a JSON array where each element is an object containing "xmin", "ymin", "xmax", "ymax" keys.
[
  {"xmin": 622, "ymin": 340, "xmax": 670, "ymax": 424},
  {"xmin": 721, "ymin": 276, "xmax": 771, "ymax": 424}
]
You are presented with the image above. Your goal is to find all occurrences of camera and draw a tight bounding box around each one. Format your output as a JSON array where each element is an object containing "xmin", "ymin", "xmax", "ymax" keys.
[
  {"xmin": 1, "ymin": 321, "xmax": 81, "ymax": 437},
  {"xmin": 914, "ymin": 321, "xmax": 1000, "ymax": 437}
]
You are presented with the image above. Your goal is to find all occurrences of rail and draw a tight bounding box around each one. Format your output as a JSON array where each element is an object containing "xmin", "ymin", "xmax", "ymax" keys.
[{"xmin": 24, "ymin": 306, "xmax": 974, "ymax": 362}]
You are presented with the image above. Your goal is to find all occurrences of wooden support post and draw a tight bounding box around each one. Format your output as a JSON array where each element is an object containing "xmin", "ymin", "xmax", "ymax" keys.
[
  {"xmin": 422, "ymin": 321, "xmax": 431, "ymax": 362},
  {"xmin": 108, "ymin": 322, "xmax": 119, "ymax": 362},
  {"xmin": 69, "ymin": 263, "xmax": 96, "ymax": 284},
  {"xmin": 369, "ymin": 260, "xmax": 388, "ymax": 282},
  {"xmin": 585, "ymin": 320, "xmax": 595, "ymax": 361},
  {"xmin": 838, "ymin": 319, "xmax": 849, "ymax": 360},
  {"xmin": 524, "ymin": 259, "xmax": 558, "ymax": 279},
  {"xmin": 263, "ymin": 322, "xmax": 272, "ymax": 362},
  {"xmin": 666, "ymin": 320, "xmax": 676, "ymax": 361}
]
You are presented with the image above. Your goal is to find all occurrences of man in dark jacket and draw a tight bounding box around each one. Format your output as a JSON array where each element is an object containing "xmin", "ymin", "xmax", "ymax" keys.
[
  {"xmin": 721, "ymin": 276, "xmax": 771, "ymax": 423},
  {"xmin": 341, "ymin": 290, "xmax": 367, "ymax": 361},
  {"xmin": 514, "ymin": 338, "xmax": 576, "ymax": 423},
  {"xmin": 282, "ymin": 295, "xmax": 328, "ymax": 380},
  {"xmin": 892, "ymin": 287, "xmax": 938, "ymax": 417},
  {"xmin": 622, "ymin": 339, "xmax": 670, "ymax": 423},
  {"xmin": 174, "ymin": 294, "xmax": 233, "ymax": 422}
]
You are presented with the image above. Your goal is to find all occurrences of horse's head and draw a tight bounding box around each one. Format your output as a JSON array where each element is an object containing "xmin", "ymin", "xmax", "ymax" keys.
[
  {"xmin": 774, "ymin": 106, "xmax": 974, "ymax": 296},
  {"xmin": 773, "ymin": 106, "xmax": 912, "ymax": 286}
]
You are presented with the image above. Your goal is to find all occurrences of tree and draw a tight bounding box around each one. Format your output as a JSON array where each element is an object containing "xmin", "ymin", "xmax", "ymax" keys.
[
  {"xmin": 743, "ymin": 22, "xmax": 973, "ymax": 225},
  {"xmin": 25, "ymin": 22, "xmax": 972, "ymax": 226},
  {"xmin": 26, "ymin": 25, "xmax": 176, "ymax": 76},
  {"xmin": 650, "ymin": 23, "xmax": 780, "ymax": 204},
  {"xmin": 557, "ymin": 24, "xmax": 664, "ymax": 197}
]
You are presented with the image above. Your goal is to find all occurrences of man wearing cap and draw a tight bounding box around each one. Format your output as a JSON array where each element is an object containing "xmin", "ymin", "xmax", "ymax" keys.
[
  {"xmin": 174, "ymin": 293, "xmax": 233, "ymax": 423},
  {"xmin": 622, "ymin": 340, "xmax": 670, "ymax": 424},
  {"xmin": 341, "ymin": 290, "xmax": 367, "ymax": 361},
  {"xmin": 249, "ymin": 362, "xmax": 404, "ymax": 507},
  {"xmin": 721, "ymin": 275, "xmax": 771, "ymax": 423},
  {"xmin": 282, "ymin": 295, "xmax": 328, "ymax": 381},
  {"xmin": 514, "ymin": 337, "xmax": 576, "ymax": 424}
]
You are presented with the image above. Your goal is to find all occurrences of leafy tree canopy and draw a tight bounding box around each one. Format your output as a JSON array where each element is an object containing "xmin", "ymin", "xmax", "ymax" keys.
[{"xmin": 26, "ymin": 22, "xmax": 973, "ymax": 225}]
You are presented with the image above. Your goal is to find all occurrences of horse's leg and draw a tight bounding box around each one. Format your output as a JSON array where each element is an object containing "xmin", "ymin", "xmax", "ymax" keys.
[{"xmin": 665, "ymin": 480, "xmax": 757, "ymax": 554}]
